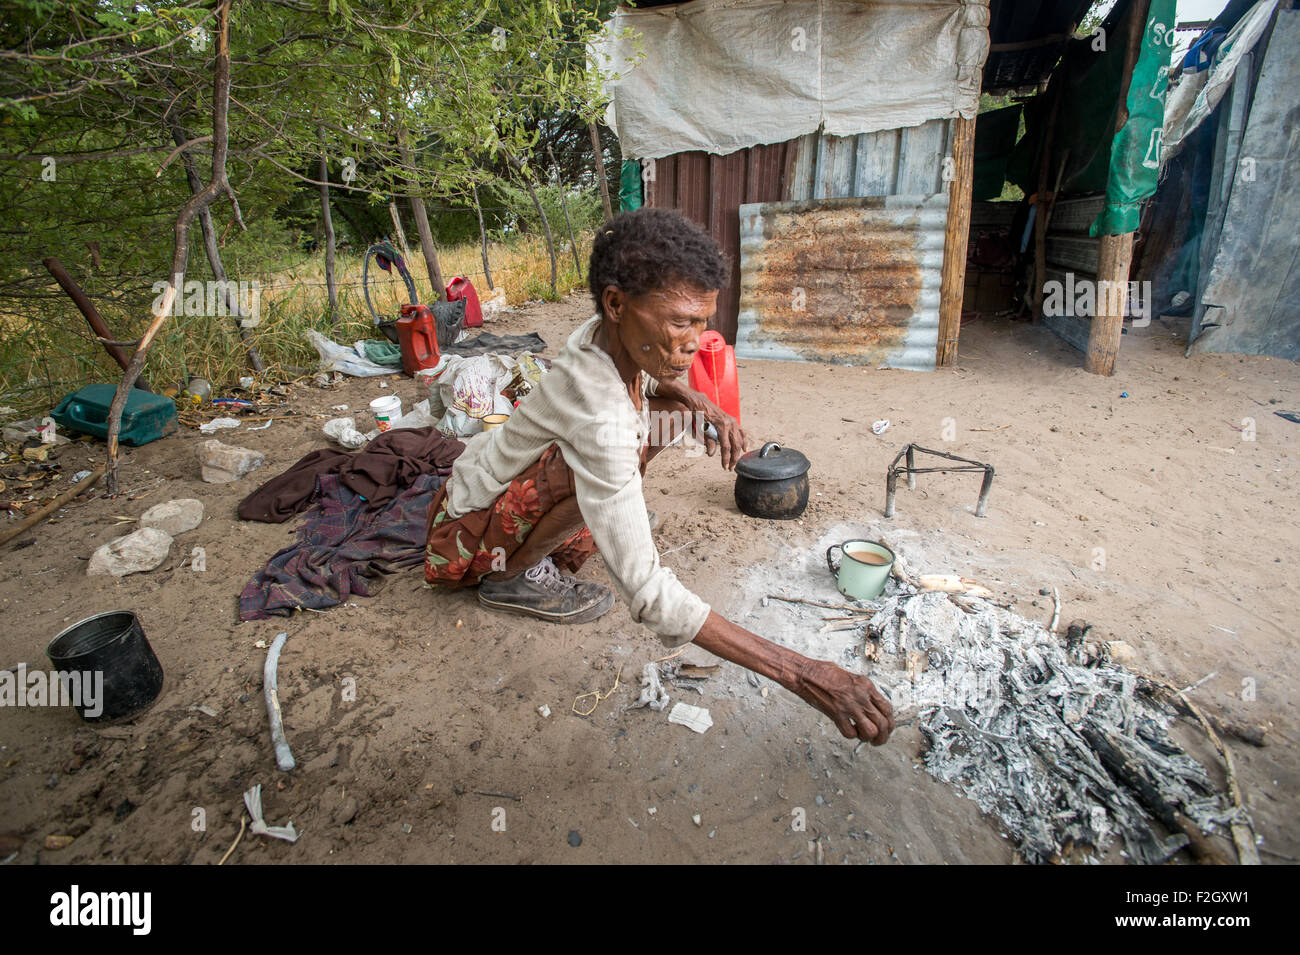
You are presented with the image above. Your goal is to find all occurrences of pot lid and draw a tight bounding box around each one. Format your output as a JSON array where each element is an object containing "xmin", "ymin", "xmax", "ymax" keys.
[{"xmin": 735, "ymin": 442, "xmax": 810, "ymax": 481}]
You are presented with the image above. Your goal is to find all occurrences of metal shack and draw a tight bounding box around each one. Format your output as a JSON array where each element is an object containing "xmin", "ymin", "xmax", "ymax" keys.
[
  {"xmin": 596, "ymin": 0, "xmax": 1241, "ymax": 376},
  {"xmin": 593, "ymin": 0, "xmax": 993, "ymax": 370}
]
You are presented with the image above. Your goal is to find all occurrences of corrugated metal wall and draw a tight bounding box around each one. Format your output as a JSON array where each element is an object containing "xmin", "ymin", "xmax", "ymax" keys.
[
  {"xmin": 736, "ymin": 195, "xmax": 949, "ymax": 370},
  {"xmin": 786, "ymin": 120, "xmax": 955, "ymax": 201},
  {"xmin": 645, "ymin": 143, "xmax": 792, "ymax": 343},
  {"xmin": 647, "ymin": 119, "xmax": 955, "ymax": 350}
]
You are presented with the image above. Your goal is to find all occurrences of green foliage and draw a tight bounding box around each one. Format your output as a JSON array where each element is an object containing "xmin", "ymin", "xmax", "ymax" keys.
[
  {"xmin": 0, "ymin": 0, "xmax": 617, "ymax": 413},
  {"xmin": 495, "ymin": 182, "xmax": 606, "ymax": 238}
]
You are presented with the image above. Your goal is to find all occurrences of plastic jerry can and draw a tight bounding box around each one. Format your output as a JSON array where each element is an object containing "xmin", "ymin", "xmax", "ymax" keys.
[
  {"xmin": 397, "ymin": 303, "xmax": 442, "ymax": 376},
  {"xmin": 446, "ymin": 276, "xmax": 483, "ymax": 328},
  {"xmin": 688, "ymin": 330, "xmax": 741, "ymax": 425},
  {"xmin": 51, "ymin": 384, "xmax": 178, "ymax": 447}
]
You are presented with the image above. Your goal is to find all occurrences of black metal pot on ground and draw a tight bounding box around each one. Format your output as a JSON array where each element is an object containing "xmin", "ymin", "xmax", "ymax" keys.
[
  {"xmin": 734, "ymin": 442, "xmax": 811, "ymax": 520},
  {"xmin": 46, "ymin": 611, "xmax": 164, "ymax": 723}
]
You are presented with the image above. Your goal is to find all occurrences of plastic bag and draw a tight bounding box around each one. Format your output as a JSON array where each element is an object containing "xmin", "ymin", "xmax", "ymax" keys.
[
  {"xmin": 431, "ymin": 353, "xmax": 544, "ymax": 437},
  {"xmin": 323, "ymin": 417, "xmax": 372, "ymax": 449},
  {"xmin": 390, "ymin": 399, "xmax": 439, "ymax": 430},
  {"xmin": 436, "ymin": 407, "xmax": 482, "ymax": 438},
  {"xmin": 480, "ymin": 287, "xmax": 508, "ymax": 321},
  {"xmin": 307, "ymin": 329, "xmax": 392, "ymax": 378}
]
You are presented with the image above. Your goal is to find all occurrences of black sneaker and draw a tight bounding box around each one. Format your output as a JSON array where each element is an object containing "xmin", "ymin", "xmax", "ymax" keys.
[{"xmin": 477, "ymin": 557, "xmax": 614, "ymax": 624}]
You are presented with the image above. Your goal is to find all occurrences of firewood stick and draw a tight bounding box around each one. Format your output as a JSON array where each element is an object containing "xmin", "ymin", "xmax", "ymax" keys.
[
  {"xmin": 766, "ymin": 594, "xmax": 875, "ymax": 613},
  {"xmin": 1140, "ymin": 679, "xmax": 1268, "ymax": 746},
  {"xmin": 1150, "ymin": 677, "xmax": 1259, "ymax": 864},
  {"xmin": 1082, "ymin": 725, "xmax": 1229, "ymax": 865},
  {"xmin": 917, "ymin": 574, "xmax": 997, "ymax": 600},
  {"xmin": 0, "ymin": 465, "xmax": 104, "ymax": 546}
]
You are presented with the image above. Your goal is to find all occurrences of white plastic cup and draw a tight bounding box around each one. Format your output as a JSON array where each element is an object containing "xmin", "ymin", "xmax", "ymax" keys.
[{"xmin": 370, "ymin": 394, "xmax": 402, "ymax": 432}]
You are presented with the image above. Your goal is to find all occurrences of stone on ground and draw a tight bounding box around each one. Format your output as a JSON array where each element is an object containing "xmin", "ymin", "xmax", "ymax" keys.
[
  {"xmin": 87, "ymin": 527, "xmax": 173, "ymax": 577},
  {"xmin": 139, "ymin": 498, "xmax": 204, "ymax": 535},
  {"xmin": 198, "ymin": 439, "xmax": 264, "ymax": 483}
]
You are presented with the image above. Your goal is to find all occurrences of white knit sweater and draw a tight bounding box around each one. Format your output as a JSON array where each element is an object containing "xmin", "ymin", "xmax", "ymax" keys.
[{"xmin": 443, "ymin": 314, "xmax": 710, "ymax": 646}]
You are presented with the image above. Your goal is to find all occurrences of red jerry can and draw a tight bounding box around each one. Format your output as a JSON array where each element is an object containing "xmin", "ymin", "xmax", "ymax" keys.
[
  {"xmin": 397, "ymin": 303, "xmax": 442, "ymax": 376},
  {"xmin": 689, "ymin": 330, "xmax": 740, "ymax": 425},
  {"xmin": 446, "ymin": 276, "xmax": 483, "ymax": 328}
]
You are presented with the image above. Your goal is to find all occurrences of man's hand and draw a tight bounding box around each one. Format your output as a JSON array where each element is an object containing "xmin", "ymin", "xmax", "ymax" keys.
[
  {"xmin": 690, "ymin": 611, "xmax": 894, "ymax": 748},
  {"xmin": 696, "ymin": 400, "xmax": 747, "ymax": 471},
  {"xmin": 650, "ymin": 375, "xmax": 747, "ymax": 470},
  {"xmin": 789, "ymin": 658, "xmax": 894, "ymax": 745}
]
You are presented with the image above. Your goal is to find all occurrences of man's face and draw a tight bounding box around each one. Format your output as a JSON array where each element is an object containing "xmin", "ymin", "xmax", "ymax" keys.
[{"xmin": 603, "ymin": 283, "xmax": 718, "ymax": 381}]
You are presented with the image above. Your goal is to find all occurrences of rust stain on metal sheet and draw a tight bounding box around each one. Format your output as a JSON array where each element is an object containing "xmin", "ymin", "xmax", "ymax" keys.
[{"xmin": 738, "ymin": 196, "xmax": 943, "ymax": 365}]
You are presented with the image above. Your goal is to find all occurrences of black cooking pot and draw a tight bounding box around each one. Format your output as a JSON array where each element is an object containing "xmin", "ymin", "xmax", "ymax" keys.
[{"xmin": 734, "ymin": 442, "xmax": 810, "ymax": 520}]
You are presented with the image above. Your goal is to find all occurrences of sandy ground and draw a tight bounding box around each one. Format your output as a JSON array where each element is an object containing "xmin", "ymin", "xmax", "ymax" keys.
[{"xmin": 1, "ymin": 295, "xmax": 1296, "ymax": 865}]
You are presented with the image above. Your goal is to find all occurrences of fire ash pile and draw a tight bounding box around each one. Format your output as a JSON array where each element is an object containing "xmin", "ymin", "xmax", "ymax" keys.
[{"xmin": 867, "ymin": 586, "xmax": 1247, "ymax": 863}]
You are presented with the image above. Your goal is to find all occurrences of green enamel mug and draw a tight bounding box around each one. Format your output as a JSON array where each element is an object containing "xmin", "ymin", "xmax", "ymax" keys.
[{"xmin": 826, "ymin": 539, "xmax": 895, "ymax": 601}]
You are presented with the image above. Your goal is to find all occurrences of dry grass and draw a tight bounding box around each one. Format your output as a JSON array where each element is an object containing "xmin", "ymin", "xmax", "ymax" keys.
[{"xmin": 0, "ymin": 233, "xmax": 592, "ymax": 415}]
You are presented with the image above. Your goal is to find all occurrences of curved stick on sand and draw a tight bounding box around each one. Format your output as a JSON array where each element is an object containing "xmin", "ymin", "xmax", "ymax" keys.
[{"xmin": 264, "ymin": 632, "xmax": 295, "ymax": 771}]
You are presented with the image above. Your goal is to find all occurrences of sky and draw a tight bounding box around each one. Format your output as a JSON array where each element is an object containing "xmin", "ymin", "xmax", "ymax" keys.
[
  {"xmin": 1177, "ymin": 0, "xmax": 1231, "ymax": 20},
  {"xmin": 1173, "ymin": 0, "xmax": 1233, "ymax": 61}
]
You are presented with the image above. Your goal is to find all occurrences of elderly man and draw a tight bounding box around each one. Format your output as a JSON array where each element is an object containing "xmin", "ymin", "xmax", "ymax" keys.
[{"xmin": 425, "ymin": 208, "xmax": 892, "ymax": 745}]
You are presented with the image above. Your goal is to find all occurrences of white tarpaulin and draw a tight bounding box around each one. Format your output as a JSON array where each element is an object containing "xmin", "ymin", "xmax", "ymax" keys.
[
  {"xmin": 1161, "ymin": 0, "xmax": 1277, "ymax": 162},
  {"xmin": 592, "ymin": 0, "xmax": 989, "ymax": 160}
]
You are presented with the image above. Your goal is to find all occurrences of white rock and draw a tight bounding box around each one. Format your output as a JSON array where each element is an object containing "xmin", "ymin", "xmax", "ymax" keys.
[
  {"xmin": 199, "ymin": 439, "xmax": 265, "ymax": 483},
  {"xmin": 1107, "ymin": 640, "xmax": 1136, "ymax": 665},
  {"xmin": 87, "ymin": 527, "xmax": 173, "ymax": 577},
  {"xmin": 139, "ymin": 498, "xmax": 204, "ymax": 536}
]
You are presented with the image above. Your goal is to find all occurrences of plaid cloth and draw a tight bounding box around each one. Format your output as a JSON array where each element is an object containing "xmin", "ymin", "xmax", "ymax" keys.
[{"xmin": 239, "ymin": 471, "xmax": 442, "ymax": 620}]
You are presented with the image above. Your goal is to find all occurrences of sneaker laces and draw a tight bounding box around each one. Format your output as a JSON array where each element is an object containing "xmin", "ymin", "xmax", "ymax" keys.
[{"xmin": 523, "ymin": 557, "xmax": 569, "ymax": 593}]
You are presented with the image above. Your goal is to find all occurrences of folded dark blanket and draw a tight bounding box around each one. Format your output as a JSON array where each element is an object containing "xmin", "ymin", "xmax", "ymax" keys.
[
  {"xmin": 238, "ymin": 426, "xmax": 464, "ymax": 523},
  {"xmin": 442, "ymin": 332, "xmax": 546, "ymax": 357},
  {"xmin": 238, "ymin": 472, "xmax": 439, "ymax": 620}
]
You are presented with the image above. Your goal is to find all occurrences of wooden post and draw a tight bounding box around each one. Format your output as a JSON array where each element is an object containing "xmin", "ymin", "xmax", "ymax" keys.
[
  {"xmin": 1085, "ymin": 0, "xmax": 1150, "ymax": 376},
  {"xmin": 42, "ymin": 257, "xmax": 151, "ymax": 392},
  {"xmin": 388, "ymin": 201, "xmax": 413, "ymax": 263},
  {"xmin": 937, "ymin": 114, "xmax": 977, "ymax": 367},
  {"xmin": 589, "ymin": 120, "xmax": 614, "ymax": 222},
  {"xmin": 1086, "ymin": 236, "xmax": 1134, "ymax": 375},
  {"xmin": 410, "ymin": 194, "xmax": 448, "ymax": 303},
  {"xmin": 472, "ymin": 184, "xmax": 495, "ymax": 290},
  {"xmin": 398, "ymin": 131, "xmax": 447, "ymax": 302},
  {"xmin": 318, "ymin": 128, "xmax": 338, "ymax": 323}
]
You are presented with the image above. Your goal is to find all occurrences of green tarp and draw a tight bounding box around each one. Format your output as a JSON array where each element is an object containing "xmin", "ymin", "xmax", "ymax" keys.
[
  {"xmin": 1094, "ymin": 0, "xmax": 1175, "ymax": 235},
  {"xmin": 1008, "ymin": 0, "xmax": 1174, "ymax": 235},
  {"xmin": 972, "ymin": 103, "xmax": 1023, "ymax": 201},
  {"xmin": 619, "ymin": 159, "xmax": 643, "ymax": 212}
]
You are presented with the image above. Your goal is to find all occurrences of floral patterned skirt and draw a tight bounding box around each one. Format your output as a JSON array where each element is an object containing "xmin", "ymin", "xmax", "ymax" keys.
[{"xmin": 424, "ymin": 444, "xmax": 597, "ymax": 587}]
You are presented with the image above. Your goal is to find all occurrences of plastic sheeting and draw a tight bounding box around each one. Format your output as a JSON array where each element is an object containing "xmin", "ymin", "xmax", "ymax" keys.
[
  {"xmin": 1162, "ymin": 0, "xmax": 1278, "ymax": 162},
  {"xmin": 1090, "ymin": 0, "xmax": 1176, "ymax": 236},
  {"xmin": 592, "ymin": 0, "xmax": 989, "ymax": 161}
]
